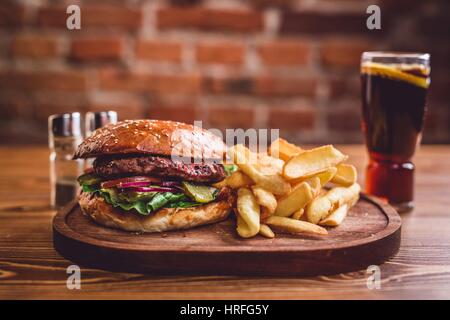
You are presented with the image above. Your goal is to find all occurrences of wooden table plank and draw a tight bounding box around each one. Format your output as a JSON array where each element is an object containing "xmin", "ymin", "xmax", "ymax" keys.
[{"xmin": 0, "ymin": 146, "xmax": 449, "ymax": 299}]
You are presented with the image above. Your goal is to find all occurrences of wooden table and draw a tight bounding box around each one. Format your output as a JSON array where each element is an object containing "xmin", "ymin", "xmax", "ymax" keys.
[{"xmin": 0, "ymin": 146, "xmax": 449, "ymax": 299}]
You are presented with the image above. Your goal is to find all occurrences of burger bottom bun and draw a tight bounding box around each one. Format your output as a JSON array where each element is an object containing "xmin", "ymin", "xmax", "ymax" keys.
[{"xmin": 78, "ymin": 191, "xmax": 234, "ymax": 233}]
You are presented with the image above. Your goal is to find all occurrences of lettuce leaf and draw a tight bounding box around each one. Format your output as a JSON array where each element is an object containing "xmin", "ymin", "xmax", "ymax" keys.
[
  {"xmin": 79, "ymin": 180, "xmax": 210, "ymax": 215},
  {"xmin": 99, "ymin": 188, "xmax": 196, "ymax": 215},
  {"xmin": 224, "ymin": 164, "xmax": 238, "ymax": 176},
  {"xmin": 82, "ymin": 184, "xmax": 99, "ymax": 193}
]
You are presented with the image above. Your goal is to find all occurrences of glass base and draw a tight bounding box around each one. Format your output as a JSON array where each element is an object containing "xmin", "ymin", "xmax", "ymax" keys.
[
  {"xmin": 390, "ymin": 201, "xmax": 414, "ymax": 213},
  {"xmin": 366, "ymin": 159, "xmax": 414, "ymax": 208}
]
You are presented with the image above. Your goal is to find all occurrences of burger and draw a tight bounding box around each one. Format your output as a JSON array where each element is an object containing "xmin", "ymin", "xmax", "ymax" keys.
[{"xmin": 74, "ymin": 119, "xmax": 236, "ymax": 233}]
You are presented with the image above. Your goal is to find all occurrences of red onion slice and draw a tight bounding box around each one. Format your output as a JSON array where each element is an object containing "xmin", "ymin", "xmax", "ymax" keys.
[
  {"xmin": 101, "ymin": 176, "xmax": 161, "ymax": 189},
  {"xmin": 119, "ymin": 181, "xmax": 152, "ymax": 188},
  {"xmin": 127, "ymin": 186, "xmax": 180, "ymax": 193}
]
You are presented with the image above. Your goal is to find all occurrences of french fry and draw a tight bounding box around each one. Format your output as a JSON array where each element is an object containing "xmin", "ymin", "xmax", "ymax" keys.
[
  {"xmin": 253, "ymin": 174, "xmax": 291, "ymax": 196},
  {"xmin": 319, "ymin": 204, "xmax": 348, "ymax": 227},
  {"xmin": 331, "ymin": 164, "xmax": 357, "ymax": 187},
  {"xmin": 326, "ymin": 183, "xmax": 361, "ymax": 208},
  {"xmin": 256, "ymin": 152, "xmax": 284, "ymax": 175},
  {"xmin": 313, "ymin": 167, "xmax": 338, "ymax": 186},
  {"xmin": 229, "ymin": 139, "xmax": 358, "ymax": 238},
  {"xmin": 283, "ymin": 145, "xmax": 348, "ymax": 180},
  {"xmin": 252, "ymin": 186, "xmax": 277, "ymax": 215},
  {"xmin": 288, "ymin": 166, "xmax": 337, "ymax": 187},
  {"xmin": 269, "ymin": 138, "xmax": 304, "ymax": 161},
  {"xmin": 229, "ymin": 171, "xmax": 254, "ymax": 188},
  {"xmin": 265, "ymin": 216, "xmax": 328, "ymax": 236},
  {"xmin": 213, "ymin": 170, "xmax": 253, "ymax": 189},
  {"xmin": 306, "ymin": 183, "xmax": 360, "ymax": 224},
  {"xmin": 229, "ymin": 144, "xmax": 291, "ymax": 196},
  {"xmin": 305, "ymin": 196, "xmax": 333, "ymax": 224},
  {"xmin": 259, "ymin": 224, "xmax": 275, "ymax": 238},
  {"xmin": 237, "ymin": 215, "xmax": 255, "ymax": 238},
  {"xmin": 302, "ymin": 176, "xmax": 321, "ymax": 197},
  {"xmin": 291, "ymin": 208, "xmax": 304, "ymax": 220},
  {"xmin": 275, "ymin": 181, "xmax": 313, "ymax": 217},
  {"xmin": 236, "ymin": 188, "xmax": 260, "ymax": 238},
  {"xmin": 212, "ymin": 180, "xmax": 227, "ymax": 188}
]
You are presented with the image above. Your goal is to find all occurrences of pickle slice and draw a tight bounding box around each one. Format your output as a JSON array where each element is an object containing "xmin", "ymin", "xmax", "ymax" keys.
[
  {"xmin": 77, "ymin": 173, "xmax": 101, "ymax": 186},
  {"xmin": 182, "ymin": 182, "xmax": 216, "ymax": 203},
  {"xmin": 117, "ymin": 191, "xmax": 156, "ymax": 203}
]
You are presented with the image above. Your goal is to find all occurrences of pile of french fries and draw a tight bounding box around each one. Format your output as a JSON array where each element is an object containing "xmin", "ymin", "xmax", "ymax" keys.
[{"xmin": 215, "ymin": 138, "xmax": 360, "ymax": 238}]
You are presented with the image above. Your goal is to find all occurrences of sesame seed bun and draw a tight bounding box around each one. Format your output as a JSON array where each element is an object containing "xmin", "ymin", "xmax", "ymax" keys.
[{"xmin": 73, "ymin": 119, "xmax": 226, "ymax": 160}]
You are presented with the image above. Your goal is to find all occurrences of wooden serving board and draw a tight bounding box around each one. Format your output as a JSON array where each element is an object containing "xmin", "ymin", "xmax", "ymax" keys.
[{"xmin": 53, "ymin": 194, "xmax": 401, "ymax": 276}]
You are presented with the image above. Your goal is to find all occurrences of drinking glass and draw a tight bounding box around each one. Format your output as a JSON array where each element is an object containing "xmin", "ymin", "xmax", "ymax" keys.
[{"xmin": 360, "ymin": 52, "xmax": 430, "ymax": 212}]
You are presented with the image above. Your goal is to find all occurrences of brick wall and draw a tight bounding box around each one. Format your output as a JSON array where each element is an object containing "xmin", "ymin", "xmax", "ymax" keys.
[{"xmin": 0, "ymin": 0, "xmax": 448, "ymax": 145}]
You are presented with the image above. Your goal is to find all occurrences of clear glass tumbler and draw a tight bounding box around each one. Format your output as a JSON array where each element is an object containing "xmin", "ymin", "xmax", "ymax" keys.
[{"xmin": 360, "ymin": 52, "xmax": 430, "ymax": 212}]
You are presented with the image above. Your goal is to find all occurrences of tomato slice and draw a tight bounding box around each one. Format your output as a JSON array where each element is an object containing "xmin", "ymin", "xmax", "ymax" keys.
[{"xmin": 101, "ymin": 176, "xmax": 161, "ymax": 189}]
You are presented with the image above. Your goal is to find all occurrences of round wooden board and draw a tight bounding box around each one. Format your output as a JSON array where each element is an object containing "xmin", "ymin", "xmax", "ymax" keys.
[{"xmin": 53, "ymin": 194, "xmax": 401, "ymax": 276}]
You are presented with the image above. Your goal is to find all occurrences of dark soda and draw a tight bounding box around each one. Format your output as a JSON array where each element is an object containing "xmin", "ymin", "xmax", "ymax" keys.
[{"xmin": 361, "ymin": 60, "xmax": 430, "ymax": 211}]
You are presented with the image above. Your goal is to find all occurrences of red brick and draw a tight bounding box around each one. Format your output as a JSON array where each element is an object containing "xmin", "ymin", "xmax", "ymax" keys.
[
  {"xmin": 135, "ymin": 40, "xmax": 182, "ymax": 62},
  {"xmin": 0, "ymin": 3, "xmax": 26, "ymax": 27},
  {"xmin": 281, "ymin": 12, "xmax": 374, "ymax": 35},
  {"xmin": 254, "ymin": 76, "xmax": 317, "ymax": 97},
  {"xmin": 11, "ymin": 35, "xmax": 59, "ymax": 58},
  {"xmin": 87, "ymin": 100, "xmax": 145, "ymax": 121},
  {"xmin": 320, "ymin": 38, "xmax": 375, "ymax": 68},
  {"xmin": 0, "ymin": 121, "xmax": 47, "ymax": 145},
  {"xmin": 157, "ymin": 7, "xmax": 263, "ymax": 32},
  {"xmin": 251, "ymin": 0, "xmax": 294, "ymax": 8},
  {"xmin": 207, "ymin": 106, "xmax": 255, "ymax": 129},
  {"xmin": 71, "ymin": 38, "xmax": 123, "ymax": 61},
  {"xmin": 204, "ymin": 76, "xmax": 253, "ymax": 95},
  {"xmin": 0, "ymin": 70, "xmax": 88, "ymax": 92},
  {"xmin": 0, "ymin": 93, "xmax": 32, "ymax": 119},
  {"xmin": 258, "ymin": 40, "xmax": 310, "ymax": 66},
  {"xmin": 268, "ymin": 106, "xmax": 315, "ymax": 130},
  {"xmin": 38, "ymin": 5, "xmax": 142, "ymax": 30},
  {"xmin": 99, "ymin": 69, "xmax": 201, "ymax": 95},
  {"xmin": 328, "ymin": 74, "xmax": 360, "ymax": 98},
  {"xmin": 196, "ymin": 42, "xmax": 245, "ymax": 66},
  {"xmin": 147, "ymin": 104, "xmax": 197, "ymax": 124}
]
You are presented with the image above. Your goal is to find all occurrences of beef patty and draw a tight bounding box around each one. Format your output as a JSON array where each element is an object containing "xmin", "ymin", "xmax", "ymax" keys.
[{"xmin": 93, "ymin": 155, "xmax": 226, "ymax": 183}]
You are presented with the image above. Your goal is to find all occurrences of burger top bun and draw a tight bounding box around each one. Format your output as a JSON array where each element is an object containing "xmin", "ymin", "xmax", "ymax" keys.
[{"xmin": 74, "ymin": 120, "xmax": 226, "ymax": 160}]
